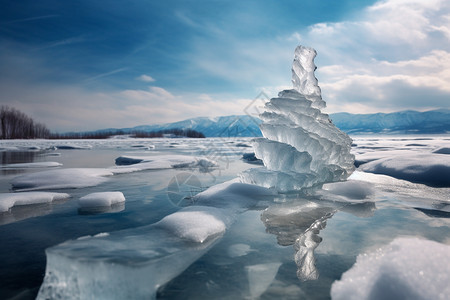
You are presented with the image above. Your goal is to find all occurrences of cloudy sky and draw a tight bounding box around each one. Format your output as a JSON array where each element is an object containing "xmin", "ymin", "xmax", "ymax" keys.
[{"xmin": 1, "ymin": 0, "xmax": 449, "ymax": 132}]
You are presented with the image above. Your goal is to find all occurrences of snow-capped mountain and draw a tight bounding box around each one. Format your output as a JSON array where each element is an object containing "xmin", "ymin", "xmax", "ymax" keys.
[
  {"xmin": 330, "ymin": 109, "xmax": 450, "ymax": 134},
  {"xmin": 98, "ymin": 115, "xmax": 263, "ymax": 137},
  {"xmin": 91, "ymin": 109, "xmax": 450, "ymax": 137}
]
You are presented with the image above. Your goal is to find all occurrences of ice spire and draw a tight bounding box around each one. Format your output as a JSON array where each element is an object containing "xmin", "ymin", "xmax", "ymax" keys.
[{"xmin": 240, "ymin": 45, "xmax": 355, "ymax": 192}]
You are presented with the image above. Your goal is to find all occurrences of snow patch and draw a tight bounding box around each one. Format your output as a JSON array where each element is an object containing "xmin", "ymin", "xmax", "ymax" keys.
[
  {"xmin": 317, "ymin": 180, "xmax": 375, "ymax": 202},
  {"xmin": 114, "ymin": 155, "xmax": 218, "ymax": 171},
  {"xmin": 1, "ymin": 161, "xmax": 62, "ymax": 169},
  {"xmin": 78, "ymin": 192, "xmax": 125, "ymax": 208},
  {"xmin": 331, "ymin": 237, "xmax": 450, "ymax": 300},
  {"xmin": 0, "ymin": 192, "xmax": 70, "ymax": 212},
  {"xmin": 192, "ymin": 179, "xmax": 277, "ymax": 209},
  {"xmin": 156, "ymin": 206, "xmax": 233, "ymax": 243},
  {"xmin": 11, "ymin": 168, "xmax": 113, "ymax": 191},
  {"xmin": 360, "ymin": 153, "xmax": 450, "ymax": 187}
]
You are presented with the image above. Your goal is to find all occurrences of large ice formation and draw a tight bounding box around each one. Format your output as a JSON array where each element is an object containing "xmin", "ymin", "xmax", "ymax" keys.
[{"xmin": 240, "ymin": 46, "xmax": 354, "ymax": 192}]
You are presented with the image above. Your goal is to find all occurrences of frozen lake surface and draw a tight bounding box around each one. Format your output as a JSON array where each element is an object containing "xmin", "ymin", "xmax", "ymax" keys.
[{"xmin": 0, "ymin": 136, "xmax": 449, "ymax": 299}]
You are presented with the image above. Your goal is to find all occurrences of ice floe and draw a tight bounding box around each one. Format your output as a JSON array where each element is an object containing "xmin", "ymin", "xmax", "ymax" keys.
[
  {"xmin": 156, "ymin": 206, "xmax": 234, "ymax": 243},
  {"xmin": 349, "ymin": 171, "xmax": 449, "ymax": 210},
  {"xmin": 331, "ymin": 237, "xmax": 450, "ymax": 300},
  {"xmin": 78, "ymin": 192, "xmax": 125, "ymax": 208},
  {"xmin": 359, "ymin": 153, "xmax": 450, "ymax": 187},
  {"xmin": 316, "ymin": 180, "xmax": 376, "ymax": 203},
  {"xmin": 55, "ymin": 144, "xmax": 92, "ymax": 150},
  {"xmin": 11, "ymin": 168, "xmax": 113, "ymax": 191},
  {"xmin": 37, "ymin": 179, "xmax": 276, "ymax": 299},
  {"xmin": 192, "ymin": 178, "xmax": 277, "ymax": 210},
  {"xmin": 0, "ymin": 161, "xmax": 62, "ymax": 169},
  {"xmin": 113, "ymin": 155, "xmax": 218, "ymax": 174},
  {"xmin": 37, "ymin": 220, "xmax": 221, "ymax": 300},
  {"xmin": 10, "ymin": 155, "xmax": 218, "ymax": 191},
  {"xmin": 0, "ymin": 192, "xmax": 70, "ymax": 212}
]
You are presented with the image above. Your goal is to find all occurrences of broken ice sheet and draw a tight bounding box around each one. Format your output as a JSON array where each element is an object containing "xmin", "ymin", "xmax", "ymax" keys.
[{"xmin": 37, "ymin": 208, "xmax": 226, "ymax": 300}]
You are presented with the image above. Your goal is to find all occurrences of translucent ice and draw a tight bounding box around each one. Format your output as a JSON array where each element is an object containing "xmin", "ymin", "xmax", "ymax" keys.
[
  {"xmin": 331, "ymin": 237, "xmax": 450, "ymax": 300},
  {"xmin": 241, "ymin": 46, "xmax": 354, "ymax": 192},
  {"xmin": 37, "ymin": 220, "xmax": 221, "ymax": 300},
  {"xmin": 246, "ymin": 262, "xmax": 282, "ymax": 299},
  {"xmin": 37, "ymin": 180, "xmax": 275, "ymax": 299}
]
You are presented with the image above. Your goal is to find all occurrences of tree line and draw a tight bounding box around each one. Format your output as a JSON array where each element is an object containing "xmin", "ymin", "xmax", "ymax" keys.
[
  {"xmin": 52, "ymin": 128, "xmax": 205, "ymax": 139},
  {"xmin": 1, "ymin": 106, "xmax": 50, "ymax": 139},
  {"xmin": 0, "ymin": 106, "xmax": 205, "ymax": 139}
]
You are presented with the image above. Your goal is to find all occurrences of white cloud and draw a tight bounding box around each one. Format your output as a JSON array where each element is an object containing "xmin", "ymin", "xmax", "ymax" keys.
[
  {"xmin": 0, "ymin": 78, "xmax": 254, "ymax": 131},
  {"xmin": 299, "ymin": 0, "xmax": 450, "ymax": 113},
  {"xmin": 137, "ymin": 74, "xmax": 155, "ymax": 82}
]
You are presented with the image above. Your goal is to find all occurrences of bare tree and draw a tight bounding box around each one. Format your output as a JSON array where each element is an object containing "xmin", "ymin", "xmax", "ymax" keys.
[{"xmin": 0, "ymin": 106, "xmax": 50, "ymax": 139}]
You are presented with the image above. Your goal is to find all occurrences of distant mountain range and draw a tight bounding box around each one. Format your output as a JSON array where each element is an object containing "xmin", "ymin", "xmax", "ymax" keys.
[
  {"xmin": 330, "ymin": 109, "xmax": 450, "ymax": 135},
  {"xmin": 88, "ymin": 109, "xmax": 450, "ymax": 137},
  {"xmin": 95, "ymin": 115, "xmax": 263, "ymax": 137}
]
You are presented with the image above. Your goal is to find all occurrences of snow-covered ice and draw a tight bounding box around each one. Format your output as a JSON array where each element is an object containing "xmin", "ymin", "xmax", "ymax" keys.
[
  {"xmin": 331, "ymin": 237, "xmax": 450, "ymax": 300},
  {"xmin": 192, "ymin": 178, "xmax": 277, "ymax": 210},
  {"xmin": 11, "ymin": 155, "xmax": 218, "ymax": 191},
  {"xmin": 37, "ymin": 221, "xmax": 221, "ymax": 300},
  {"xmin": 0, "ymin": 192, "xmax": 70, "ymax": 212},
  {"xmin": 11, "ymin": 168, "xmax": 114, "ymax": 191},
  {"xmin": 316, "ymin": 180, "xmax": 376, "ymax": 203},
  {"xmin": 113, "ymin": 155, "xmax": 218, "ymax": 173},
  {"xmin": 78, "ymin": 192, "xmax": 125, "ymax": 208},
  {"xmin": 37, "ymin": 179, "xmax": 275, "ymax": 299},
  {"xmin": 359, "ymin": 153, "xmax": 450, "ymax": 187},
  {"xmin": 0, "ymin": 161, "xmax": 62, "ymax": 169},
  {"xmin": 241, "ymin": 46, "xmax": 354, "ymax": 192},
  {"xmin": 156, "ymin": 206, "xmax": 234, "ymax": 243}
]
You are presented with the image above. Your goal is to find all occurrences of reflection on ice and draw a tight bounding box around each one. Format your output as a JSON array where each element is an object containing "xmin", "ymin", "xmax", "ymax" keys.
[
  {"xmin": 78, "ymin": 202, "xmax": 125, "ymax": 215},
  {"xmin": 294, "ymin": 214, "xmax": 332, "ymax": 281},
  {"xmin": 227, "ymin": 243, "xmax": 254, "ymax": 258},
  {"xmin": 261, "ymin": 197, "xmax": 377, "ymax": 282},
  {"xmin": 261, "ymin": 201, "xmax": 335, "ymax": 246},
  {"xmin": 246, "ymin": 262, "xmax": 282, "ymax": 299}
]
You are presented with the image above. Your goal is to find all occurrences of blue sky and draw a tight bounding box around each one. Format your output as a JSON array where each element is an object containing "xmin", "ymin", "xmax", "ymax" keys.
[{"xmin": 1, "ymin": 0, "xmax": 449, "ymax": 131}]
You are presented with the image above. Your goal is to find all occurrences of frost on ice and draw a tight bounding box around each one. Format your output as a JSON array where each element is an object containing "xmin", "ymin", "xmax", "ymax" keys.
[
  {"xmin": 331, "ymin": 237, "xmax": 450, "ymax": 300},
  {"xmin": 240, "ymin": 46, "xmax": 354, "ymax": 192}
]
